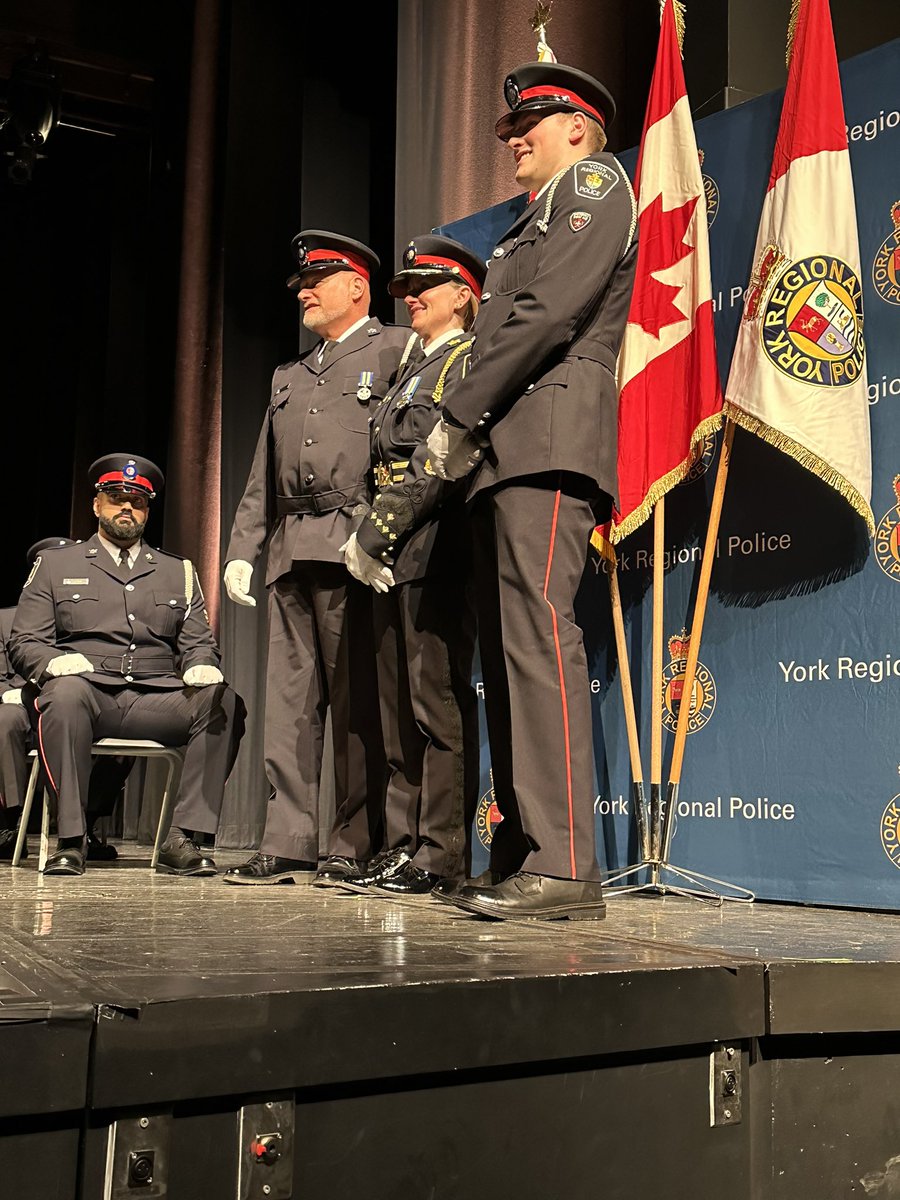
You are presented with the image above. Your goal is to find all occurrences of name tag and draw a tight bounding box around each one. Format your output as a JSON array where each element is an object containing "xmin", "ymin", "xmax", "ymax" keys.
[{"xmin": 63, "ymin": 578, "xmax": 90, "ymax": 585}]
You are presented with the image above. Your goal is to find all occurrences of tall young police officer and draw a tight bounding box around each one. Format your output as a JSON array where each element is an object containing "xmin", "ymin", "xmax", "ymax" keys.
[
  {"xmin": 340, "ymin": 236, "xmax": 484, "ymax": 895},
  {"xmin": 427, "ymin": 63, "xmax": 638, "ymax": 920},
  {"xmin": 223, "ymin": 232, "xmax": 412, "ymax": 885},
  {"xmin": 10, "ymin": 456, "xmax": 246, "ymax": 876}
]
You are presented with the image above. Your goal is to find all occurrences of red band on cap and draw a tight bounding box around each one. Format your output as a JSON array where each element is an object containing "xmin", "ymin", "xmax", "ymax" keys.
[
  {"xmin": 98, "ymin": 471, "xmax": 153, "ymax": 493},
  {"xmin": 305, "ymin": 248, "xmax": 370, "ymax": 280},
  {"xmin": 518, "ymin": 86, "xmax": 605, "ymax": 127},
  {"xmin": 415, "ymin": 255, "xmax": 482, "ymax": 299}
]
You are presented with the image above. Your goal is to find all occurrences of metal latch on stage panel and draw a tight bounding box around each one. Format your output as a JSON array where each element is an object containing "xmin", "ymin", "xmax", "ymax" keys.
[
  {"xmin": 237, "ymin": 1097, "xmax": 295, "ymax": 1199},
  {"xmin": 709, "ymin": 1043, "xmax": 743, "ymax": 1127},
  {"xmin": 103, "ymin": 1112, "xmax": 172, "ymax": 1199}
]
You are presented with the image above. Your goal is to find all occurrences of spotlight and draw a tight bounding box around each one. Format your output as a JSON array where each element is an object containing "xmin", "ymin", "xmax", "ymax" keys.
[{"xmin": 4, "ymin": 51, "xmax": 60, "ymax": 184}]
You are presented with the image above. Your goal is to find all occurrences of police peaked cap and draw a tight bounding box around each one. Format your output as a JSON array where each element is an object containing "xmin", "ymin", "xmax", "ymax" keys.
[
  {"xmin": 496, "ymin": 62, "xmax": 616, "ymax": 141},
  {"xmin": 287, "ymin": 230, "xmax": 380, "ymax": 292},
  {"xmin": 389, "ymin": 235, "xmax": 487, "ymax": 300},
  {"xmin": 89, "ymin": 454, "xmax": 165, "ymax": 499},
  {"xmin": 26, "ymin": 537, "xmax": 76, "ymax": 567}
]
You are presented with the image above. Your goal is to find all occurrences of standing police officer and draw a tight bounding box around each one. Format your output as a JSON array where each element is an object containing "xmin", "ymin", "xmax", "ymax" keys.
[
  {"xmin": 10, "ymin": 456, "xmax": 246, "ymax": 877},
  {"xmin": 427, "ymin": 63, "xmax": 638, "ymax": 920},
  {"xmin": 223, "ymin": 232, "xmax": 411, "ymax": 885}
]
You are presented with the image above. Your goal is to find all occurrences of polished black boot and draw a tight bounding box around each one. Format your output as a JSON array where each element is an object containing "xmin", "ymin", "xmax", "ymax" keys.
[{"xmin": 223, "ymin": 852, "xmax": 316, "ymax": 885}]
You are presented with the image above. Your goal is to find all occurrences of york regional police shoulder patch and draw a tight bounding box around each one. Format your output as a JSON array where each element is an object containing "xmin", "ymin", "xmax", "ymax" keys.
[{"xmin": 574, "ymin": 161, "xmax": 619, "ymax": 201}]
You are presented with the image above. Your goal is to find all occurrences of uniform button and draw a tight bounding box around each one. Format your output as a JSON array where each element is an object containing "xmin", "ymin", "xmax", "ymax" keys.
[
  {"xmin": 125, "ymin": 584, "xmax": 134, "ymax": 592},
  {"xmin": 482, "ymin": 292, "xmax": 491, "ymax": 301},
  {"xmin": 72, "ymin": 593, "xmax": 80, "ymax": 600},
  {"xmin": 124, "ymin": 675, "xmax": 133, "ymax": 682},
  {"xmin": 316, "ymin": 379, "xmax": 325, "ymax": 386},
  {"xmin": 374, "ymin": 426, "xmax": 380, "ymax": 434},
  {"xmin": 169, "ymin": 599, "xmax": 177, "ymax": 606},
  {"xmin": 492, "ymin": 247, "xmax": 504, "ymax": 258},
  {"xmin": 128, "ymin": 613, "xmax": 135, "ymax": 621},
  {"xmin": 129, "ymin": 644, "xmax": 136, "ymax": 651},
  {"xmin": 305, "ymin": 473, "xmax": 315, "ymax": 484},
  {"xmin": 526, "ymin": 383, "xmax": 535, "ymax": 392},
  {"xmin": 304, "ymin": 438, "xmax": 314, "ymax": 446}
]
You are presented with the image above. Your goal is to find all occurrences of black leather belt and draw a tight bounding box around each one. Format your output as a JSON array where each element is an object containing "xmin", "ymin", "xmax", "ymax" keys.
[
  {"xmin": 276, "ymin": 490, "xmax": 354, "ymax": 516},
  {"xmin": 94, "ymin": 653, "xmax": 176, "ymax": 677}
]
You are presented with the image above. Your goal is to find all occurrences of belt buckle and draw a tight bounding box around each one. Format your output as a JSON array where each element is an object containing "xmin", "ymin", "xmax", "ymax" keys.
[{"xmin": 121, "ymin": 653, "xmax": 134, "ymax": 676}]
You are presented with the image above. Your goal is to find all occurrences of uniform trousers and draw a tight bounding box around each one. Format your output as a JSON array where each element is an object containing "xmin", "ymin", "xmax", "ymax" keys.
[
  {"xmin": 260, "ymin": 564, "xmax": 385, "ymax": 862},
  {"xmin": 36, "ymin": 677, "xmax": 245, "ymax": 839},
  {"xmin": 0, "ymin": 701, "xmax": 133, "ymax": 820},
  {"xmin": 373, "ymin": 576, "xmax": 478, "ymax": 878},
  {"xmin": 471, "ymin": 475, "xmax": 604, "ymax": 883}
]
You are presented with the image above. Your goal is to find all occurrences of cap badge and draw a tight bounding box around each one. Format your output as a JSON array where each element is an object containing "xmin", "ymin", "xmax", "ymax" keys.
[
  {"xmin": 504, "ymin": 77, "xmax": 520, "ymax": 108},
  {"xmin": 404, "ymin": 243, "xmax": 417, "ymax": 267}
]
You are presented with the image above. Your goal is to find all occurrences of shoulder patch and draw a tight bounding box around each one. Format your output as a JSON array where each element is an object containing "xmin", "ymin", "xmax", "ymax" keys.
[
  {"xmin": 574, "ymin": 161, "xmax": 619, "ymax": 202},
  {"xmin": 569, "ymin": 211, "xmax": 592, "ymax": 232}
]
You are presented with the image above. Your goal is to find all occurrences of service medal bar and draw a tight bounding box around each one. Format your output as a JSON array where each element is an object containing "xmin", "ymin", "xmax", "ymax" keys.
[
  {"xmin": 357, "ymin": 370, "xmax": 374, "ymax": 401},
  {"xmin": 402, "ymin": 376, "xmax": 421, "ymax": 400}
]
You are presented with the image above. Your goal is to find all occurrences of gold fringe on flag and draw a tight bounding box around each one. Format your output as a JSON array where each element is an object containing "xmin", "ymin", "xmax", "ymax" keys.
[
  {"xmin": 660, "ymin": 0, "xmax": 687, "ymax": 55},
  {"xmin": 610, "ymin": 410, "xmax": 724, "ymax": 544},
  {"xmin": 531, "ymin": 2, "xmax": 557, "ymax": 62},
  {"xmin": 590, "ymin": 523, "xmax": 617, "ymax": 564},
  {"xmin": 723, "ymin": 400, "xmax": 875, "ymax": 534},
  {"xmin": 785, "ymin": 0, "xmax": 802, "ymax": 68}
]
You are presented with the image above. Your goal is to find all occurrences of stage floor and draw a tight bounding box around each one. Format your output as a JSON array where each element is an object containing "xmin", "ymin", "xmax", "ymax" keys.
[{"xmin": 3, "ymin": 844, "xmax": 900, "ymax": 1199}]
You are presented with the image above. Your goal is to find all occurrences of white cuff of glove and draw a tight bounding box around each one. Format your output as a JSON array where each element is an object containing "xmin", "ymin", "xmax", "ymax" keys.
[
  {"xmin": 46, "ymin": 653, "xmax": 94, "ymax": 678},
  {"xmin": 340, "ymin": 535, "xmax": 396, "ymax": 593},
  {"xmin": 1, "ymin": 689, "xmax": 23, "ymax": 706},
  {"xmin": 183, "ymin": 665, "xmax": 224, "ymax": 687},
  {"xmin": 224, "ymin": 559, "xmax": 256, "ymax": 607}
]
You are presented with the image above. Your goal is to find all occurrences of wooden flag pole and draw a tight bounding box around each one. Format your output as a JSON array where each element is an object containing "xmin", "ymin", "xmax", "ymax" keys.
[
  {"xmin": 649, "ymin": 495, "xmax": 666, "ymax": 881},
  {"xmin": 661, "ymin": 418, "xmax": 734, "ymax": 862},
  {"xmin": 608, "ymin": 561, "xmax": 649, "ymax": 864}
]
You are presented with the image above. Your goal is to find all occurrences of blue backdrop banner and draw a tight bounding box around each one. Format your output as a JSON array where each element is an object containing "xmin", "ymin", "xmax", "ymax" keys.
[{"xmin": 440, "ymin": 38, "xmax": 900, "ymax": 909}]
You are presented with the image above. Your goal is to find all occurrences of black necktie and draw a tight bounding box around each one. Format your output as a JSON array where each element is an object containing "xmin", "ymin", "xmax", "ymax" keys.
[
  {"xmin": 118, "ymin": 548, "xmax": 131, "ymax": 572},
  {"xmin": 318, "ymin": 340, "xmax": 334, "ymax": 367}
]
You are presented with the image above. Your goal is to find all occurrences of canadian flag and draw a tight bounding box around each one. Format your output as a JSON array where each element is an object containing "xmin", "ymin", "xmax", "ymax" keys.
[
  {"xmin": 610, "ymin": 0, "xmax": 723, "ymax": 543},
  {"xmin": 725, "ymin": 0, "xmax": 873, "ymax": 533}
]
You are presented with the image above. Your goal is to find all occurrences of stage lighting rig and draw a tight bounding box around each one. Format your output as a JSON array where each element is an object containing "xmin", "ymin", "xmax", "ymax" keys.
[{"xmin": 2, "ymin": 51, "xmax": 60, "ymax": 185}]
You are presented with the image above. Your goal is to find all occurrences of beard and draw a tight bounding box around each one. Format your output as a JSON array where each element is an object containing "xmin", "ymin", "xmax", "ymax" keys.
[
  {"xmin": 302, "ymin": 303, "xmax": 345, "ymax": 332},
  {"xmin": 99, "ymin": 512, "xmax": 146, "ymax": 544}
]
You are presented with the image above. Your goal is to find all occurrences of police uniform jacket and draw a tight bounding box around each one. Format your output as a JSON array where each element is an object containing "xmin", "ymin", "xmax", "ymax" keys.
[
  {"xmin": 356, "ymin": 333, "xmax": 473, "ymax": 584},
  {"xmin": 9, "ymin": 536, "xmax": 220, "ymax": 690},
  {"xmin": 442, "ymin": 153, "xmax": 638, "ymax": 501},
  {"xmin": 0, "ymin": 608, "xmax": 27, "ymax": 695},
  {"xmin": 226, "ymin": 319, "xmax": 412, "ymax": 585}
]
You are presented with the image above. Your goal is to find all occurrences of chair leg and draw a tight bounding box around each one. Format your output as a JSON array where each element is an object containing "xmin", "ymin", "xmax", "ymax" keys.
[
  {"xmin": 150, "ymin": 753, "xmax": 182, "ymax": 870},
  {"xmin": 12, "ymin": 758, "xmax": 41, "ymax": 867},
  {"xmin": 39, "ymin": 790, "xmax": 51, "ymax": 873}
]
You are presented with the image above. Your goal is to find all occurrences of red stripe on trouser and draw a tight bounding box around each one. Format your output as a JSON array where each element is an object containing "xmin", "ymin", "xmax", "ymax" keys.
[
  {"xmin": 541, "ymin": 490, "xmax": 577, "ymax": 880},
  {"xmin": 35, "ymin": 704, "xmax": 59, "ymax": 796}
]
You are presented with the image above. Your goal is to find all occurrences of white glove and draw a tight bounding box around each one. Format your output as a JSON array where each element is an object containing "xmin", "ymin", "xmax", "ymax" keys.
[
  {"xmin": 224, "ymin": 559, "xmax": 256, "ymax": 607},
  {"xmin": 183, "ymin": 665, "xmax": 224, "ymax": 687},
  {"xmin": 425, "ymin": 416, "xmax": 484, "ymax": 481},
  {"xmin": 1, "ymin": 689, "xmax": 23, "ymax": 706},
  {"xmin": 339, "ymin": 535, "xmax": 395, "ymax": 594},
  {"xmin": 46, "ymin": 653, "xmax": 94, "ymax": 678}
]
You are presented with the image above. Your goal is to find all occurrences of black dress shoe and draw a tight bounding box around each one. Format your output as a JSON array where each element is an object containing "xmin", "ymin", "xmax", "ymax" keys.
[
  {"xmin": 313, "ymin": 856, "xmax": 367, "ymax": 888},
  {"xmin": 156, "ymin": 834, "xmax": 217, "ymax": 877},
  {"xmin": 87, "ymin": 833, "xmax": 118, "ymax": 862},
  {"xmin": 335, "ymin": 846, "xmax": 411, "ymax": 894},
  {"xmin": 222, "ymin": 852, "xmax": 316, "ymax": 885},
  {"xmin": 43, "ymin": 839, "xmax": 86, "ymax": 877},
  {"xmin": 431, "ymin": 869, "xmax": 497, "ymax": 901},
  {"xmin": 447, "ymin": 872, "xmax": 607, "ymax": 922},
  {"xmin": 372, "ymin": 862, "xmax": 443, "ymax": 897},
  {"xmin": 0, "ymin": 828, "xmax": 26, "ymax": 861}
]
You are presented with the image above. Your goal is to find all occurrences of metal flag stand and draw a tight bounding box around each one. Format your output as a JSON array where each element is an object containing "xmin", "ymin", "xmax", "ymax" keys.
[{"xmin": 605, "ymin": 422, "xmax": 755, "ymax": 905}]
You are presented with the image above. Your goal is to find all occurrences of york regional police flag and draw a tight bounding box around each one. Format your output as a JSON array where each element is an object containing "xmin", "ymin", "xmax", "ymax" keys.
[{"xmin": 725, "ymin": 0, "xmax": 874, "ymax": 535}]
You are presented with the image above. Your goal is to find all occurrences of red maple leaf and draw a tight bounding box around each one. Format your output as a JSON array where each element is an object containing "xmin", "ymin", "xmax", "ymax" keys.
[{"xmin": 628, "ymin": 194, "xmax": 699, "ymax": 337}]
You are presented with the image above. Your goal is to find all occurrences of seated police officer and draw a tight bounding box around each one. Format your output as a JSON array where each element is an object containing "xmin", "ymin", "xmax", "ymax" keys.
[
  {"xmin": 9, "ymin": 455, "xmax": 246, "ymax": 877},
  {"xmin": 0, "ymin": 538, "xmax": 133, "ymax": 862}
]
